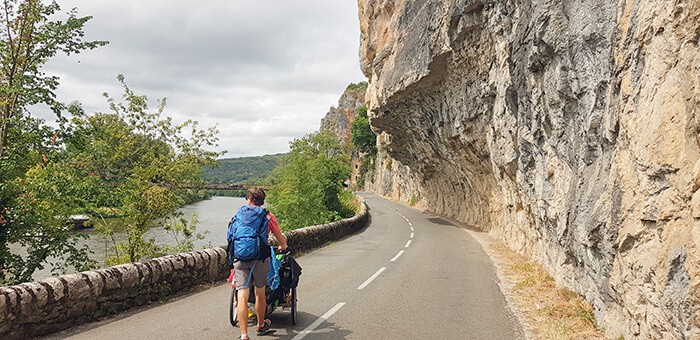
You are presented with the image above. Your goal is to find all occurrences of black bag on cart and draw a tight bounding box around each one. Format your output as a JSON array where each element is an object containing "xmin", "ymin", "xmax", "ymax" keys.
[{"xmin": 279, "ymin": 253, "xmax": 302, "ymax": 289}]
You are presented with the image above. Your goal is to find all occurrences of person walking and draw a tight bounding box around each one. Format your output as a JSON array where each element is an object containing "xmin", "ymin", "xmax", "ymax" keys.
[{"xmin": 228, "ymin": 187, "xmax": 287, "ymax": 340}]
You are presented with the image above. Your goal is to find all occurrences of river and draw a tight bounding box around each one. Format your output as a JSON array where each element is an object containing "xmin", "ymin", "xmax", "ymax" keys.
[{"xmin": 31, "ymin": 196, "xmax": 247, "ymax": 281}]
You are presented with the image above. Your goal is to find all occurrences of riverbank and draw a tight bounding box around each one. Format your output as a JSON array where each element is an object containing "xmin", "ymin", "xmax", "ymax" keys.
[{"xmin": 29, "ymin": 196, "xmax": 248, "ymax": 281}]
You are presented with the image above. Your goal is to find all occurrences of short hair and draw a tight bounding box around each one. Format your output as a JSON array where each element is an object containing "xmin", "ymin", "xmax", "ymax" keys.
[{"xmin": 246, "ymin": 187, "xmax": 266, "ymax": 206}]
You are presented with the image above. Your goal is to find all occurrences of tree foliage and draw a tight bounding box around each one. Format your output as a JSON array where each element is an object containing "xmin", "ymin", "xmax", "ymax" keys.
[
  {"xmin": 0, "ymin": 0, "xmax": 107, "ymax": 284},
  {"xmin": 0, "ymin": 72, "xmax": 221, "ymax": 284},
  {"xmin": 63, "ymin": 75, "xmax": 221, "ymax": 265},
  {"xmin": 0, "ymin": 0, "xmax": 107, "ymax": 157},
  {"xmin": 351, "ymin": 105, "xmax": 377, "ymax": 155},
  {"xmin": 267, "ymin": 130, "xmax": 353, "ymax": 231}
]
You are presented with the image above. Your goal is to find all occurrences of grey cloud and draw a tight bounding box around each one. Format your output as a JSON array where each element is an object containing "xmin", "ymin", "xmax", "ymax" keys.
[{"xmin": 41, "ymin": 0, "xmax": 365, "ymax": 157}]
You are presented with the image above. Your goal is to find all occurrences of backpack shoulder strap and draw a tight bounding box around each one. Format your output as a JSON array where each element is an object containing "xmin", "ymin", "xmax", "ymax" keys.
[
  {"xmin": 258, "ymin": 207, "xmax": 269, "ymax": 234},
  {"xmin": 227, "ymin": 214, "xmax": 237, "ymax": 243}
]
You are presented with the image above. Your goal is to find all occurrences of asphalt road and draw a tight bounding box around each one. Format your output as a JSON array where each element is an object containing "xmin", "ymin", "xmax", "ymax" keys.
[{"xmin": 43, "ymin": 193, "xmax": 524, "ymax": 340}]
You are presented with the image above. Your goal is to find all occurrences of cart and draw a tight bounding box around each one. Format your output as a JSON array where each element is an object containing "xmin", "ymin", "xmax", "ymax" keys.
[{"xmin": 229, "ymin": 251, "xmax": 301, "ymax": 326}]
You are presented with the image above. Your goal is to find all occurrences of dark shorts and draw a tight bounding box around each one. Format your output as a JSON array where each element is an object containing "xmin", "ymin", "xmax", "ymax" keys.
[{"xmin": 233, "ymin": 259, "xmax": 269, "ymax": 290}]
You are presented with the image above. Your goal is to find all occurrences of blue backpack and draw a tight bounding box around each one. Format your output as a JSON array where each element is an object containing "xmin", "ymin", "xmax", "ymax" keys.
[{"xmin": 227, "ymin": 205, "xmax": 271, "ymax": 262}]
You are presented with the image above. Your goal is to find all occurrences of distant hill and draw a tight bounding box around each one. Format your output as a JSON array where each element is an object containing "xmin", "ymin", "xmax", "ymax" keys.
[{"xmin": 203, "ymin": 153, "xmax": 285, "ymax": 184}]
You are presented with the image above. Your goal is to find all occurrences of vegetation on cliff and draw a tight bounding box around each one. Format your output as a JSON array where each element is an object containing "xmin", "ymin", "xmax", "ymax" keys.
[
  {"xmin": 350, "ymin": 104, "xmax": 377, "ymax": 188},
  {"xmin": 351, "ymin": 105, "xmax": 376, "ymax": 155},
  {"xmin": 345, "ymin": 81, "xmax": 368, "ymax": 92}
]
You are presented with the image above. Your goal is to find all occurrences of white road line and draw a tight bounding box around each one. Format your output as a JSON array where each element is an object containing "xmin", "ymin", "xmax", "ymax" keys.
[
  {"xmin": 384, "ymin": 202, "xmax": 412, "ymax": 226},
  {"xmin": 404, "ymin": 240, "xmax": 412, "ymax": 248},
  {"xmin": 410, "ymin": 226, "xmax": 414, "ymax": 231},
  {"xmin": 390, "ymin": 250, "xmax": 404, "ymax": 262},
  {"xmin": 357, "ymin": 267, "xmax": 386, "ymax": 290},
  {"xmin": 410, "ymin": 232, "xmax": 414, "ymax": 238},
  {"xmin": 408, "ymin": 221, "xmax": 412, "ymax": 226},
  {"xmin": 291, "ymin": 302, "xmax": 346, "ymax": 340}
]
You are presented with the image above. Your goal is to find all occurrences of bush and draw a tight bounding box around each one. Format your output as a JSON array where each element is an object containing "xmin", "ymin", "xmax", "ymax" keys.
[
  {"xmin": 267, "ymin": 130, "xmax": 351, "ymax": 231},
  {"xmin": 346, "ymin": 81, "xmax": 368, "ymax": 92},
  {"xmin": 338, "ymin": 189, "xmax": 360, "ymax": 216},
  {"xmin": 351, "ymin": 105, "xmax": 377, "ymax": 155}
]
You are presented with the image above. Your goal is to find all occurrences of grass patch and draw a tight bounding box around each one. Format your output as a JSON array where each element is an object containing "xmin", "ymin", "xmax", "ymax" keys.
[
  {"xmin": 490, "ymin": 242, "xmax": 606, "ymax": 340},
  {"xmin": 577, "ymin": 305, "xmax": 597, "ymax": 328},
  {"xmin": 515, "ymin": 277, "xmax": 535, "ymax": 290},
  {"xmin": 339, "ymin": 189, "xmax": 361, "ymax": 214}
]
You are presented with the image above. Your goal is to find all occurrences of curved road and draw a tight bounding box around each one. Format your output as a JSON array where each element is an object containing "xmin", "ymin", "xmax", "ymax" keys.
[{"xmin": 44, "ymin": 193, "xmax": 523, "ymax": 340}]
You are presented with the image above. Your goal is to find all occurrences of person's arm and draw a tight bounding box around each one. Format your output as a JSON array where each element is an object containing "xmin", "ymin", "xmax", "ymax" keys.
[{"xmin": 268, "ymin": 213, "xmax": 287, "ymax": 252}]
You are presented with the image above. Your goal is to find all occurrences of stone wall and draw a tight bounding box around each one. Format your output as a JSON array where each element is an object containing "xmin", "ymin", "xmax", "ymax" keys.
[
  {"xmin": 0, "ymin": 249, "xmax": 230, "ymax": 340},
  {"xmin": 269, "ymin": 196, "xmax": 369, "ymax": 254},
  {"xmin": 0, "ymin": 197, "xmax": 368, "ymax": 339},
  {"xmin": 358, "ymin": 0, "xmax": 700, "ymax": 339}
]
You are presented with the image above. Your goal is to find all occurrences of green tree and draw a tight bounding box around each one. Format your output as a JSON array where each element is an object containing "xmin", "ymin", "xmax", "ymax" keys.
[
  {"xmin": 267, "ymin": 130, "xmax": 352, "ymax": 230},
  {"xmin": 0, "ymin": 0, "xmax": 106, "ymax": 158},
  {"xmin": 351, "ymin": 105, "xmax": 377, "ymax": 155},
  {"xmin": 0, "ymin": 0, "xmax": 106, "ymax": 284},
  {"xmin": 5, "ymin": 160, "xmax": 100, "ymax": 282},
  {"xmin": 65, "ymin": 75, "xmax": 221, "ymax": 264}
]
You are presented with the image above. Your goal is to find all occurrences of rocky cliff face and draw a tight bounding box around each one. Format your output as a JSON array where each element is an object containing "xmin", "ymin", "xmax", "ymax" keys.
[
  {"xmin": 320, "ymin": 83, "xmax": 368, "ymax": 187},
  {"xmin": 320, "ymin": 83, "xmax": 367, "ymax": 144},
  {"xmin": 358, "ymin": 0, "xmax": 700, "ymax": 338}
]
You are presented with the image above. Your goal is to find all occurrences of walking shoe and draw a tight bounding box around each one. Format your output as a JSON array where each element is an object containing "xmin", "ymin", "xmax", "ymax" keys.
[
  {"xmin": 238, "ymin": 335, "xmax": 249, "ymax": 340},
  {"xmin": 257, "ymin": 319, "xmax": 272, "ymax": 335}
]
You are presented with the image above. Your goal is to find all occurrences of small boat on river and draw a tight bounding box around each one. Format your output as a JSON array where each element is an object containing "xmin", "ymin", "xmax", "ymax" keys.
[{"xmin": 68, "ymin": 215, "xmax": 92, "ymax": 230}]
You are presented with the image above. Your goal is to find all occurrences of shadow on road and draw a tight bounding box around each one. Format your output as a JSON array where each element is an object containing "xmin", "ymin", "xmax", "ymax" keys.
[
  {"xmin": 423, "ymin": 212, "xmax": 484, "ymax": 232},
  {"xmin": 426, "ymin": 217, "xmax": 454, "ymax": 226},
  {"xmin": 260, "ymin": 310, "xmax": 351, "ymax": 339}
]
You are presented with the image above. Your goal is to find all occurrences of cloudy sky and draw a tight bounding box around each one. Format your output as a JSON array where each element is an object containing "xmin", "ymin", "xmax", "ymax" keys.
[{"xmin": 39, "ymin": 1, "xmax": 366, "ymax": 158}]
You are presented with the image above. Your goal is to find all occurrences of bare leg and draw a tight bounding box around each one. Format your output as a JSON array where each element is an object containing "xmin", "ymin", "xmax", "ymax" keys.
[
  {"xmin": 237, "ymin": 288, "xmax": 250, "ymax": 336},
  {"xmin": 254, "ymin": 285, "xmax": 267, "ymax": 328}
]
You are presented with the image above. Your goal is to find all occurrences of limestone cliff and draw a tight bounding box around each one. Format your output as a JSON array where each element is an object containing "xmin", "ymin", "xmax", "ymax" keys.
[
  {"xmin": 358, "ymin": 0, "xmax": 700, "ymax": 338},
  {"xmin": 321, "ymin": 83, "xmax": 369, "ymax": 188},
  {"xmin": 320, "ymin": 83, "xmax": 368, "ymax": 144}
]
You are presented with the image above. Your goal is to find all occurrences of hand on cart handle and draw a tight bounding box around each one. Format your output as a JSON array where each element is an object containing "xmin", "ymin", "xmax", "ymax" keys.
[{"xmin": 277, "ymin": 244, "xmax": 288, "ymax": 253}]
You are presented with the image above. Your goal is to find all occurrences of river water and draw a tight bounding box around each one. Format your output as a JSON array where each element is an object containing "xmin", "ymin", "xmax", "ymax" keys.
[{"xmin": 32, "ymin": 196, "xmax": 247, "ymax": 281}]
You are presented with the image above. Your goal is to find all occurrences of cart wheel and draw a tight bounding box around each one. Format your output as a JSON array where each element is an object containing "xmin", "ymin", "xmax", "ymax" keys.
[
  {"xmin": 229, "ymin": 288, "xmax": 238, "ymax": 327},
  {"xmin": 290, "ymin": 287, "xmax": 297, "ymax": 325}
]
